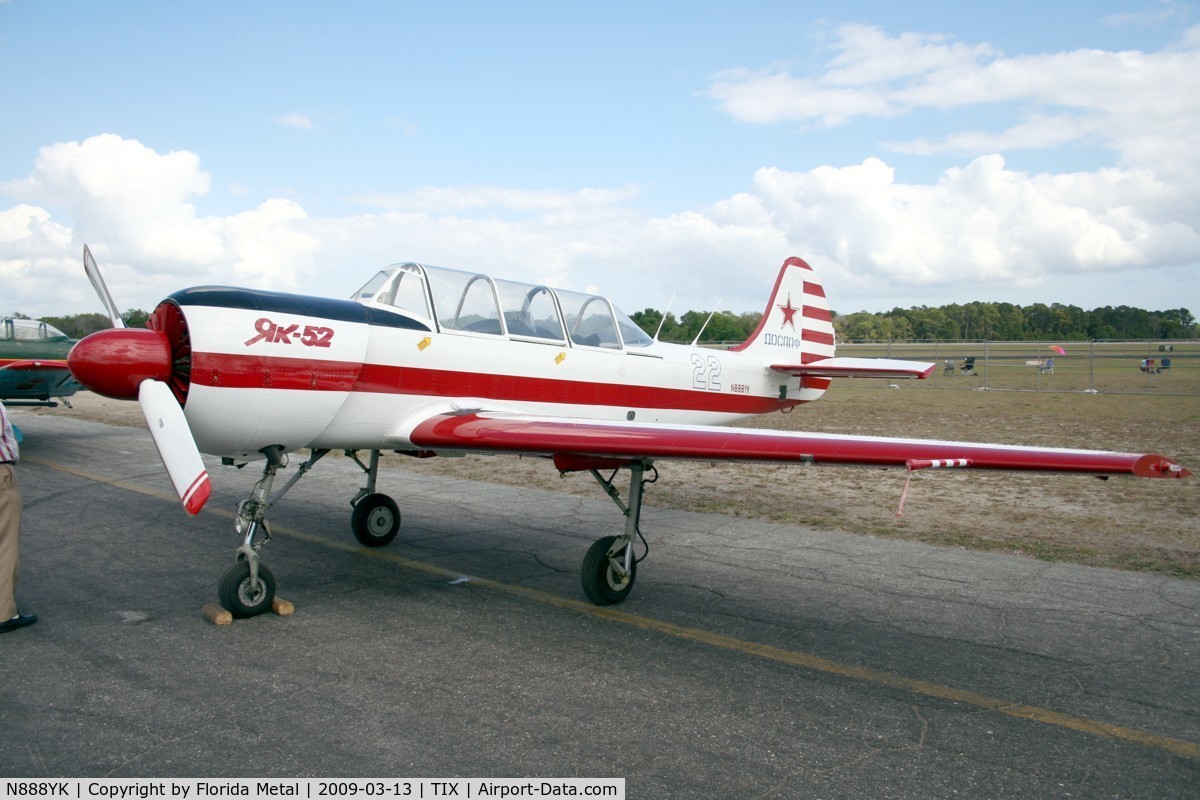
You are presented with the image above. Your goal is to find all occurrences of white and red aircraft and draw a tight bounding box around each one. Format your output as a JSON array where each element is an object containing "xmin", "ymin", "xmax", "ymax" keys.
[{"xmin": 67, "ymin": 246, "xmax": 1190, "ymax": 617}]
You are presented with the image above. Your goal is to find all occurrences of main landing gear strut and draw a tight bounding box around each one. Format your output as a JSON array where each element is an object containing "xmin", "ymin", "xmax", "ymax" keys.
[
  {"xmin": 577, "ymin": 459, "xmax": 655, "ymax": 606},
  {"xmin": 214, "ymin": 448, "xmax": 655, "ymax": 617}
]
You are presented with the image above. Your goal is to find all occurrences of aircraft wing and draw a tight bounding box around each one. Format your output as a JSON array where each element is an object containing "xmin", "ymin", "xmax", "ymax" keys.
[
  {"xmin": 771, "ymin": 357, "xmax": 936, "ymax": 380},
  {"xmin": 0, "ymin": 359, "xmax": 82, "ymax": 403},
  {"xmin": 402, "ymin": 409, "xmax": 1190, "ymax": 479}
]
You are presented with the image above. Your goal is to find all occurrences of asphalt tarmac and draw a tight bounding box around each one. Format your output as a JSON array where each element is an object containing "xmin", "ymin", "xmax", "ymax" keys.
[{"xmin": 1, "ymin": 410, "xmax": 1198, "ymax": 798}]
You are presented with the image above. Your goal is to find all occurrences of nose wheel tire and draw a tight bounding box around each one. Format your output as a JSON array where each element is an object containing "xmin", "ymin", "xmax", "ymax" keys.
[
  {"xmin": 581, "ymin": 535, "xmax": 637, "ymax": 605},
  {"xmin": 219, "ymin": 561, "xmax": 277, "ymax": 618},
  {"xmin": 351, "ymin": 492, "xmax": 401, "ymax": 547}
]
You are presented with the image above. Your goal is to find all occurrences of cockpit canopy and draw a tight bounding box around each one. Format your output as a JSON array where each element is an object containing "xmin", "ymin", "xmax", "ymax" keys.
[
  {"xmin": 2, "ymin": 318, "xmax": 71, "ymax": 342},
  {"xmin": 353, "ymin": 263, "xmax": 653, "ymax": 349}
]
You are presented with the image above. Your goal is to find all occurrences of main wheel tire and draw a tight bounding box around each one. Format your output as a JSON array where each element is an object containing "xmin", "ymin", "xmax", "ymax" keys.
[
  {"xmin": 581, "ymin": 535, "xmax": 637, "ymax": 606},
  {"xmin": 218, "ymin": 561, "xmax": 276, "ymax": 618},
  {"xmin": 351, "ymin": 493, "xmax": 401, "ymax": 547}
]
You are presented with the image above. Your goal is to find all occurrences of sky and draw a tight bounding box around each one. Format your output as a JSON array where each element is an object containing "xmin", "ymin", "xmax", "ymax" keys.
[{"xmin": 1, "ymin": 0, "xmax": 1198, "ymax": 322}]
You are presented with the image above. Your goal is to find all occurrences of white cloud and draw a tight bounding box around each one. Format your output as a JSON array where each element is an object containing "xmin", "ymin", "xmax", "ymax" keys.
[
  {"xmin": 1103, "ymin": 0, "xmax": 1190, "ymax": 27},
  {"xmin": 275, "ymin": 113, "xmax": 315, "ymax": 130},
  {"xmin": 0, "ymin": 204, "xmax": 72, "ymax": 252},
  {"xmin": 0, "ymin": 133, "xmax": 223, "ymax": 268},
  {"xmin": 222, "ymin": 198, "xmax": 321, "ymax": 286},
  {"xmin": 708, "ymin": 23, "xmax": 1200, "ymax": 177},
  {"xmin": 0, "ymin": 135, "xmax": 325, "ymax": 315},
  {"xmin": 692, "ymin": 23, "xmax": 1200, "ymax": 309},
  {"xmin": 740, "ymin": 156, "xmax": 1200, "ymax": 291}
]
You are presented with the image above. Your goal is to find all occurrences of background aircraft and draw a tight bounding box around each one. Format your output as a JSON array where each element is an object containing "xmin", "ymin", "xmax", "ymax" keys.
[
  {"xmin": 1, "ymin": 317, "xmax": 82, "ymax": 441},
  {"xmin": 66, "ymin": 246, "xmax": 1190, "ymax": 618}
]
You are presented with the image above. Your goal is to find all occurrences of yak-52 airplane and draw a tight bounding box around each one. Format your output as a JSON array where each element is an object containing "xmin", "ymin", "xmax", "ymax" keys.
[{"xmin": 66, "ymin": 245, "xmax": 1190, "ymax": 618}]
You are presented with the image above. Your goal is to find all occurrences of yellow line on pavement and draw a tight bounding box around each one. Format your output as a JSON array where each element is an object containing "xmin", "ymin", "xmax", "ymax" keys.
[{"xmin": 29, "ymin": 455, "xmax": 1200, "ymax": 761}]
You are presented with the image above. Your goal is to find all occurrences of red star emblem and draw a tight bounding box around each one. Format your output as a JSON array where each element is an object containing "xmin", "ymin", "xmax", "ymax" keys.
[{"xmin": 777, "ymin": 294, "xmax": 799, "ymax": 329}]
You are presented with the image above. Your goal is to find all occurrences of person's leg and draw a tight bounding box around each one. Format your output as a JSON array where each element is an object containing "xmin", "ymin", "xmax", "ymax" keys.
[{"xmin": 0, "ymin": 465, "xmax": 22, "ymax": 620}]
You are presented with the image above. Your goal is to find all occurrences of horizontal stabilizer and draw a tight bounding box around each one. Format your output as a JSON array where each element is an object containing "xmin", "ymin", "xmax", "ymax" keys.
[{"xmin": 771, "ymin": 357, "xmax": 935, "ymax": 380}]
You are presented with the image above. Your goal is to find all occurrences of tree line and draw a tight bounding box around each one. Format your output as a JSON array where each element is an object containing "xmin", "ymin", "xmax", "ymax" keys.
[
  {"xmin": 13, "ymin": 309, "xmax": 152, "ymax": 338},
  {"xmin": 830, "ymin": 302, "xmax": 1196, "ymax": 342},
  {"xmin": 631, "ymin": 302, "xmax": 1196, "ymax": 343},
  {"xmin": 12, "ymin": 301, "xmax": 1197, "ymax": 344}
]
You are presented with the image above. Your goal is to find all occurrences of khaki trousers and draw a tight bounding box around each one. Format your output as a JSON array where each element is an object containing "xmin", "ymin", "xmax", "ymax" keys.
[{"xmin": 0, "ymin": 464, "xmax": 21, "ymax": 620}]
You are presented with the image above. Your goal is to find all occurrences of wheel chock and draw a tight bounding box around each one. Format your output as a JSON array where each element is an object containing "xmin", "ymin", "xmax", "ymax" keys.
[
  {"xmin": 201, "ymin": 603, "xmax": 233, "ymax": 626},
  {"xmin": 271, "ymin": 597, "xmax": 295, "ymax": 616},
  {"xmin": 202, "ymin": 598, "xmax": 292, "ymax": 624}
]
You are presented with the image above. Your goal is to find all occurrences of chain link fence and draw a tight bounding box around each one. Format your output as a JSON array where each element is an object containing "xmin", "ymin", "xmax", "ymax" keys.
[{"xmin": 834, "ymin": 339, "xmax": 1199, "ymax": 395}]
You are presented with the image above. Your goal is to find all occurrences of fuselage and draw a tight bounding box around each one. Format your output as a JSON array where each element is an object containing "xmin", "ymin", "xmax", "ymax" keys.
[
  {"xmin": 178, "ymin": 297, "xmax": 804, "ymax": 459},
  {"xmin": 70, "ymin": 262, "xmax": 821, "ymax": 461}
]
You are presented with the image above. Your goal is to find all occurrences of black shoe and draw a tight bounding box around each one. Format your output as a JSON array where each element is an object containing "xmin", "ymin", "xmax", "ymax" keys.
[{"xmin": 0, "ymin": 613, "xmax": 37, "ymax": 633}]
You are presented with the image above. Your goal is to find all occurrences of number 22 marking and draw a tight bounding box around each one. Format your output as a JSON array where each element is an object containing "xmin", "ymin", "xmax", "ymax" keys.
[{"xmin": 691, "ymin": 354, "xmax": 722, "ymax": 391}]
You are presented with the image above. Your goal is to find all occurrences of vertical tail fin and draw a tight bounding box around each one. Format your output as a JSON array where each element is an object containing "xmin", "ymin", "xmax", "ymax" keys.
[
  {"xmin": 732, "ymin": 256, "xmax": 835, "ymax": 363},
  {"xmin": 734, "ymin": 257, "xmax": 935, "ymax": 389}
]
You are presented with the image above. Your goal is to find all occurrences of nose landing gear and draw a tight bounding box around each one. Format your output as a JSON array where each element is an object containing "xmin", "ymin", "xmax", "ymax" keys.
[{"xmin": 217, "ymin": 445, "xmax": 331, "ymax": 618}]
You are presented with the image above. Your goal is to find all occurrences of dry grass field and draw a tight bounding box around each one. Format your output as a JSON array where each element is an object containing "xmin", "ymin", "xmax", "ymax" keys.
[{"xmin": 36, "ymin": 364, "xmax": 1199, "ymax": 578}]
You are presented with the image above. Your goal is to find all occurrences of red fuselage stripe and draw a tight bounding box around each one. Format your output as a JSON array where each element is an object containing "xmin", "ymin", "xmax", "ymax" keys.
[{"xmin": 189, "ymin": 351, "xmax": 794, "ymax": 415}]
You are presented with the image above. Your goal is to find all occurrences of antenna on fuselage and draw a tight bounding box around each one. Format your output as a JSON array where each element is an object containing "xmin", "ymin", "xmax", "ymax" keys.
[
  {"xmin": 652, "ymin": 290, "xmax": 677, "ymax": 342},
  {"xmin": 690, "ymin": 300, "xmax": 722, "ymax": 347}
]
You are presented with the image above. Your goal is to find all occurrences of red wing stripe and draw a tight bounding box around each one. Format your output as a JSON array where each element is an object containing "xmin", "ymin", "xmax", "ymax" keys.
[
  {"xmin": 802, "ymin": 330, "xmax": 835, "ymax": 346},
  {"xmin": 802, "ymin": 281, "xmax": 825, "ymax": 297}
]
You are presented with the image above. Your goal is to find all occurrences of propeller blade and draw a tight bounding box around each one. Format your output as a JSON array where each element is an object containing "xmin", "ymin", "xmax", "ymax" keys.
[
  {"xmin": 138, "ymin": 379, "xmax": 211, "ymax": 515},
  {"xmin": 83, "ymin": 244, "xmax": 126, "ymax": 329}
]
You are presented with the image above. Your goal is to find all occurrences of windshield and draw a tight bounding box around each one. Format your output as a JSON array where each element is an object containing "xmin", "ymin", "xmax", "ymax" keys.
[
  {"xmin": 354, "ymin": 265, "xmax": 432, "ymax": 320},
  {"xmin": 614, "ymin": 305, "xmax": 652, "ymax": 347}
]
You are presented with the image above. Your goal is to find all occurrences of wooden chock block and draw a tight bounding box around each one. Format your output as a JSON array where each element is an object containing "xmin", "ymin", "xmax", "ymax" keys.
[
  {"xmin": 202, "ymin": 603, "xmax": 233, "ymax": 626},
  {"xmin": 271, "ymin": 597, "xmax": 295, "ymax": 616}
]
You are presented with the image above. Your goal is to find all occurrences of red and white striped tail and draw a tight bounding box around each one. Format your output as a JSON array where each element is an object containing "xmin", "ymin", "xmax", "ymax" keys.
[{"xmin": 733, "ymin": 256, "xmax": 835, "ymax": 363}]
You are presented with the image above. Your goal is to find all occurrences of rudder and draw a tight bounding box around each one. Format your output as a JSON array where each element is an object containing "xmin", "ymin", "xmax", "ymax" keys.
[{"xmin": 732, "ymin": 256, "xmax": 835, "ymax": 365}]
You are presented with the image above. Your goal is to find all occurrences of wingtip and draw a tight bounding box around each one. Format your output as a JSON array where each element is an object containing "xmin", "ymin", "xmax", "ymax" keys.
[{"xmin": 1132, "ymin": 455, "xmax": 1192, "ymax": 479}]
